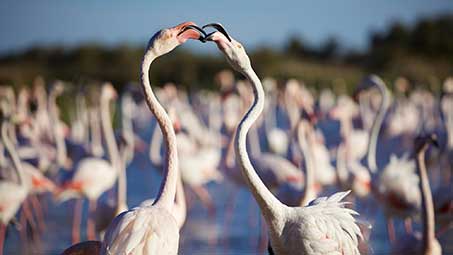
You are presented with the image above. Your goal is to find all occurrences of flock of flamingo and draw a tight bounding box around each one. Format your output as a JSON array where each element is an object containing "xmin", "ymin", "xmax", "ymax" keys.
[{"xmin": 0, "ymin": 22, "xmax": 452, "ymax": 255}]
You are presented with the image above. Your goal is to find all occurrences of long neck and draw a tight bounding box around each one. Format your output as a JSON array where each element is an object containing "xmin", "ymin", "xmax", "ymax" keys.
[
  {"xmin": 116, "ymin": 146, "xmax": 128, "ymax": 214},
  {"xmin": 225, "ymin": 130, "xmax": 236, "ymax": 169},
  {"xmin": 49, "ymin": 91, "xmax": 67, "ymax": 167},
  {"xmin": 1, "ymin": 121, "xmax": 25, "ymax": 186},
  {"xmin": 367, "ymin": 84, "xmax": 390, "ymax": 173},
  {"xmin": 416, "ymin": 147, "xmax": 436, "ymax": 253},
  {"xmin": 337, "ymin": 118, "xmax": 351, "ymax": 184},
  {"xmin": 100, "ymin": 95, "xmax": 121, "ymax": 174},
  {"xmin": 141, "ymin": 47, "xmax": 179, "ymax": 209},
  {"xmin": 89, "ymin": 108, "xmax": 104, "ymax": 157},
  {"xmin": 336, "ymin": 142, "xmax": 349, "ymax": 186},
  {"xmin": 442, "ymin": 96, "xmax": 453, "ymax": 150},
  {"xmin": 235, "ymin": 67, "xmax": 285, "ymax": 226},
  {"xmin": 173, "ymin": 173, "xmax": 186, "ymax": 229},
  {"xmin": 121, "ymin": 94, "xmax": 135, "ymax": 164},
  {"xmin": 6, "ymin": 91, "xmax": 18, "ymax": 145},
  {"xmin": 149, "ymin": 122, "xmax": 163, "ymax": 168},
  {"xmin": 297, "ymin": 123, "xmax": 315, "ymax": 206},
  {"xmin": 264, "ymin": 94, "xmax": 277, "ymax": 136}
]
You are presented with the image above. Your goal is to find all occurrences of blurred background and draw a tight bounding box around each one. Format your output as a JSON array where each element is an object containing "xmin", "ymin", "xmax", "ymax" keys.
[
  {"xmin": 1, "ymin": 0, "xmax": 452, "ymax": 91},
  {"xmin": 1, "ymin": 1, "xmax": 453, "ymax": 255}
]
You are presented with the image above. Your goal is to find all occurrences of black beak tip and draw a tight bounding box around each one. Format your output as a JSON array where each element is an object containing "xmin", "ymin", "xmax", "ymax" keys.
[
  {"xmin": 430, "ymin": 134, "xmax": 439, "ymax": 147},
  {"xmin": 202, "ymin": 23, "xmax": 232, "ymax": 42}
]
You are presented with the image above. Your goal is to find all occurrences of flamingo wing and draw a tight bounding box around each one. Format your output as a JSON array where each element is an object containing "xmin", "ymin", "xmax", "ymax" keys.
[{"xmin": 294, "ymin": 191, "xmax": 362, "ymax": 254}]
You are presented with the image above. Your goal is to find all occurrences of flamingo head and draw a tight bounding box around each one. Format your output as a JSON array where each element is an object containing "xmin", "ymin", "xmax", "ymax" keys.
[
  {"xmin": 52, "ymin": 81, "xmax": 65, "ymax": 96},
  {"xmin": 204, "ymin": 23, "xmax": 251, "ymax": 74},
  {"xmin": 414, "ymin": 133, "xmax": 438, "ymax": 154},
  {"xmin": 353, "ymin": 74, "xmax": 385, "ymax": 101},
  {"xmin": 101, "ymin": 83, "xmax": 118, "ymax": 100},
  {"xmin": 148, "ymin": 22, "xmax": 205, "ymax": 56}
]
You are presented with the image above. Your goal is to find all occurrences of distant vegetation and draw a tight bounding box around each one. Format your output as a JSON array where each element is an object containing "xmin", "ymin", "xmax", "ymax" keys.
[{"xmin": 0, "ymin": 14, "xmax": 452, "ymax": 93}]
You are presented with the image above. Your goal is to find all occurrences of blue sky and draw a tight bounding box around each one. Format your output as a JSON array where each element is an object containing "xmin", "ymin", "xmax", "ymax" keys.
[{"xmin": 1, "ymin": 0, "xmax": 452, "ymax": 54}]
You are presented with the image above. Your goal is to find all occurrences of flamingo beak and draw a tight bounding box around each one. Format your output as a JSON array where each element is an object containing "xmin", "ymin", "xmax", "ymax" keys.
[
  {"xmin": 203, "ymin": 23, "xmax": 232, "ymax": 42},
  {"xmin": 176, "ymin": 22, "xmax": 206, "ymax": 42},
  {"xmin": 352, "ymin": 89, "xmax": 362, "ymax": 102},
  {"xmin": 430, "ymin": 134, "xmax": 439, "ymax": 148},
  {"xmin": 203, "ymin": 23, "xmax": 233, "ymax": 51}
]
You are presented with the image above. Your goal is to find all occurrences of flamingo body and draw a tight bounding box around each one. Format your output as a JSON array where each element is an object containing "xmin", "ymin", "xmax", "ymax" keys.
[
  {"xmin": 64, "ymin": 158, "xmax": 116, "ymax": 200},
  {"xmin": 101, "ymin": 206, "xmax": 179, "ymax": 255},
  {"xmin": 274, "ymin": 192, "xmax": 361, "ymax": 255},
  {"xmin": 376, "ymin": 154, "xmax": 421, "ymax": 217},
  {"xmin": 0, "ymin": 182, "xmax": 27, "ymax": 224}
]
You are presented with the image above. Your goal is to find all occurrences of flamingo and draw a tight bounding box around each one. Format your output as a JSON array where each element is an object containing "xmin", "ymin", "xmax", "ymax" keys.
[
  {"xmin": 94, "ymin": 92, "xmax": 150, "ymax": 235},
  {"xmin": 276, "ymin": 119, "xmax": 317, "ymax": 207},
  {"xmin": 0, "ymin": 114, "xmax": 28, "ymax": 255},
  {"xmin": 355, "ymin": 74, "xmax": 421, "ymax": 242},
  {"xmin": 149, "ymin": 106, "xmax": 221, "ymax": 216},
  {"xmin": 263, "ymin": 78, "xmax": 289, "ymax": 156},
  {"xmin": 431, "ymin": 80, "xmax": 453, "ymax": 230},
  {"xmin": 391, "ymin": 134, "xmax": 442, "ymax": 255},
  {"xmin": 97, "ymin": 22, "xmax": 203, "ymax": 254},
  {"xmin": 1, "ymin": 93, "xmax": 56, "ymax": 242},
  {"xmin": 48, "ymin": 81, "xmax": 71, "ymax": 172},
  {"xmin": 205, "ymin": 23, "xmax": 362, "ymax": 255},
  {"xmin": 330, "ymin": 96, "xmax": 371, "ymax": 198},
  {"xmin": 57, "ymin": 83, "xmax": 120, "ymax": 243}
]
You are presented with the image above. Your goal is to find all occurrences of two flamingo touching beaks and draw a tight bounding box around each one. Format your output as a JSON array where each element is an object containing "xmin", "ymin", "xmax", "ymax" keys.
[
  {"xmin": 56, "ymin": 21, "xmax": 445, "ymax": 255},
  {"xmin": 57, "ymin": 21, "xmax": 365, "ymax": 255}
]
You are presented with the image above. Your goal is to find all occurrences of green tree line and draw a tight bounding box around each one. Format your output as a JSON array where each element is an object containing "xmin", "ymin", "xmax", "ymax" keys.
[{"xmin": 0, "ymin": 14, "xmax": 452, "ymax": 92}]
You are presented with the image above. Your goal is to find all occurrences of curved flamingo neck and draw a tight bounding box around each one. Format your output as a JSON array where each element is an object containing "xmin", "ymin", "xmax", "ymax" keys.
[
  {"xmin": 49, "ymin": 90, "xmax": 67, "ymax": 167},
  {"xmin": 297, "ymin": 122, "xmax": 316, "ymax": 206},
  {"xmin": 235, "ymin": 67, "xmax": 285, "ymax": 226},
  {"xmin": 116, "ymin": 145, "xmax": 128, "ymax": 214},
  {"xmin": 89, "ymin": 107, "xmax": 104, "ymax": 157},
  {"xmin": 367, "ymin": 83, "xmax": 390, "ymax": 174},
  {"xmin": 121, "ymin": 94, "xmax": 135, "ymax": 163},
  {"xmin": 141, "ymin": 47, "xmax": 179, "ymax": 210},
  {"xmin": 173, "ymin": 174, "xmax": 186, "ymax": 229},
  {"xmin": 100, "ymin": 91, "xmax": 121, "ymax": 174},
  {"xmin": 416, "ymin": 146, "xmax": 436, "ymax": 253},
  {"xmin": 1, "ymin": 120, "xmax": 25, "ymax": 186},
  {"xmin": 335, "ymin": 142, "xmax": 348, "ymax": 185}
]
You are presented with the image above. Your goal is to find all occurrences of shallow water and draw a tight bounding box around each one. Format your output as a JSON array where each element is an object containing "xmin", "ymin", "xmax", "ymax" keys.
[{"xmin": 3, "ymin": 120, "xmax": 453, "ymax": 255}]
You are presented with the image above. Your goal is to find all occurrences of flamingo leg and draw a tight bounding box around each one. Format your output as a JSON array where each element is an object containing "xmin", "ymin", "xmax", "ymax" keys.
[
  {"xmin": 247, "ymin": 192, "xmax": 259, "ymax": 248},
  {"xmin": 0, "ymin": 223, "xmax": 5, "ymax": 255},
  {"xmin": 19, "ymin": 209, "xmax": 29, "ymax": 250},
  {"xmin": 404, "ymin": 217, "xmax": 413, "ymax": 234},
  {"xmin": 72, "ymin": 199, "xmax": 82, "ymax": 244},
  {"xmin": 185, "ymin": 187, "xmax": 195, "ymax": 211},
  {"xmin": 192, "ymin": 186, "xmax": 216, "ymax": 218},
  {"xmin": 22, "ymin": 199, "xmax": 39, "ymax": 242},
  {"xmin": 30, "ymin": 195, "xmax": 46, "ymax": 232},
  {"xmin": 387, "ymin": 218, "xmax": 396, "ymax": 243},
  {"xmin": 436, "ymin": 222, "xmax": 453, "ymax": 236},
  {"xmin": 248, "ymin": 194, "xmax": 258, "ymax": 228},
  {"xmin": 222, "ymin": 188, "xmax": 238, "ymax": 249},
  {"xmin": 257, "ymin": 215, "xmax": 268, "ymax": 253},
  {"xmin": 87, "ymin": 199, "xmax": 97, "ymax": 240}
]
